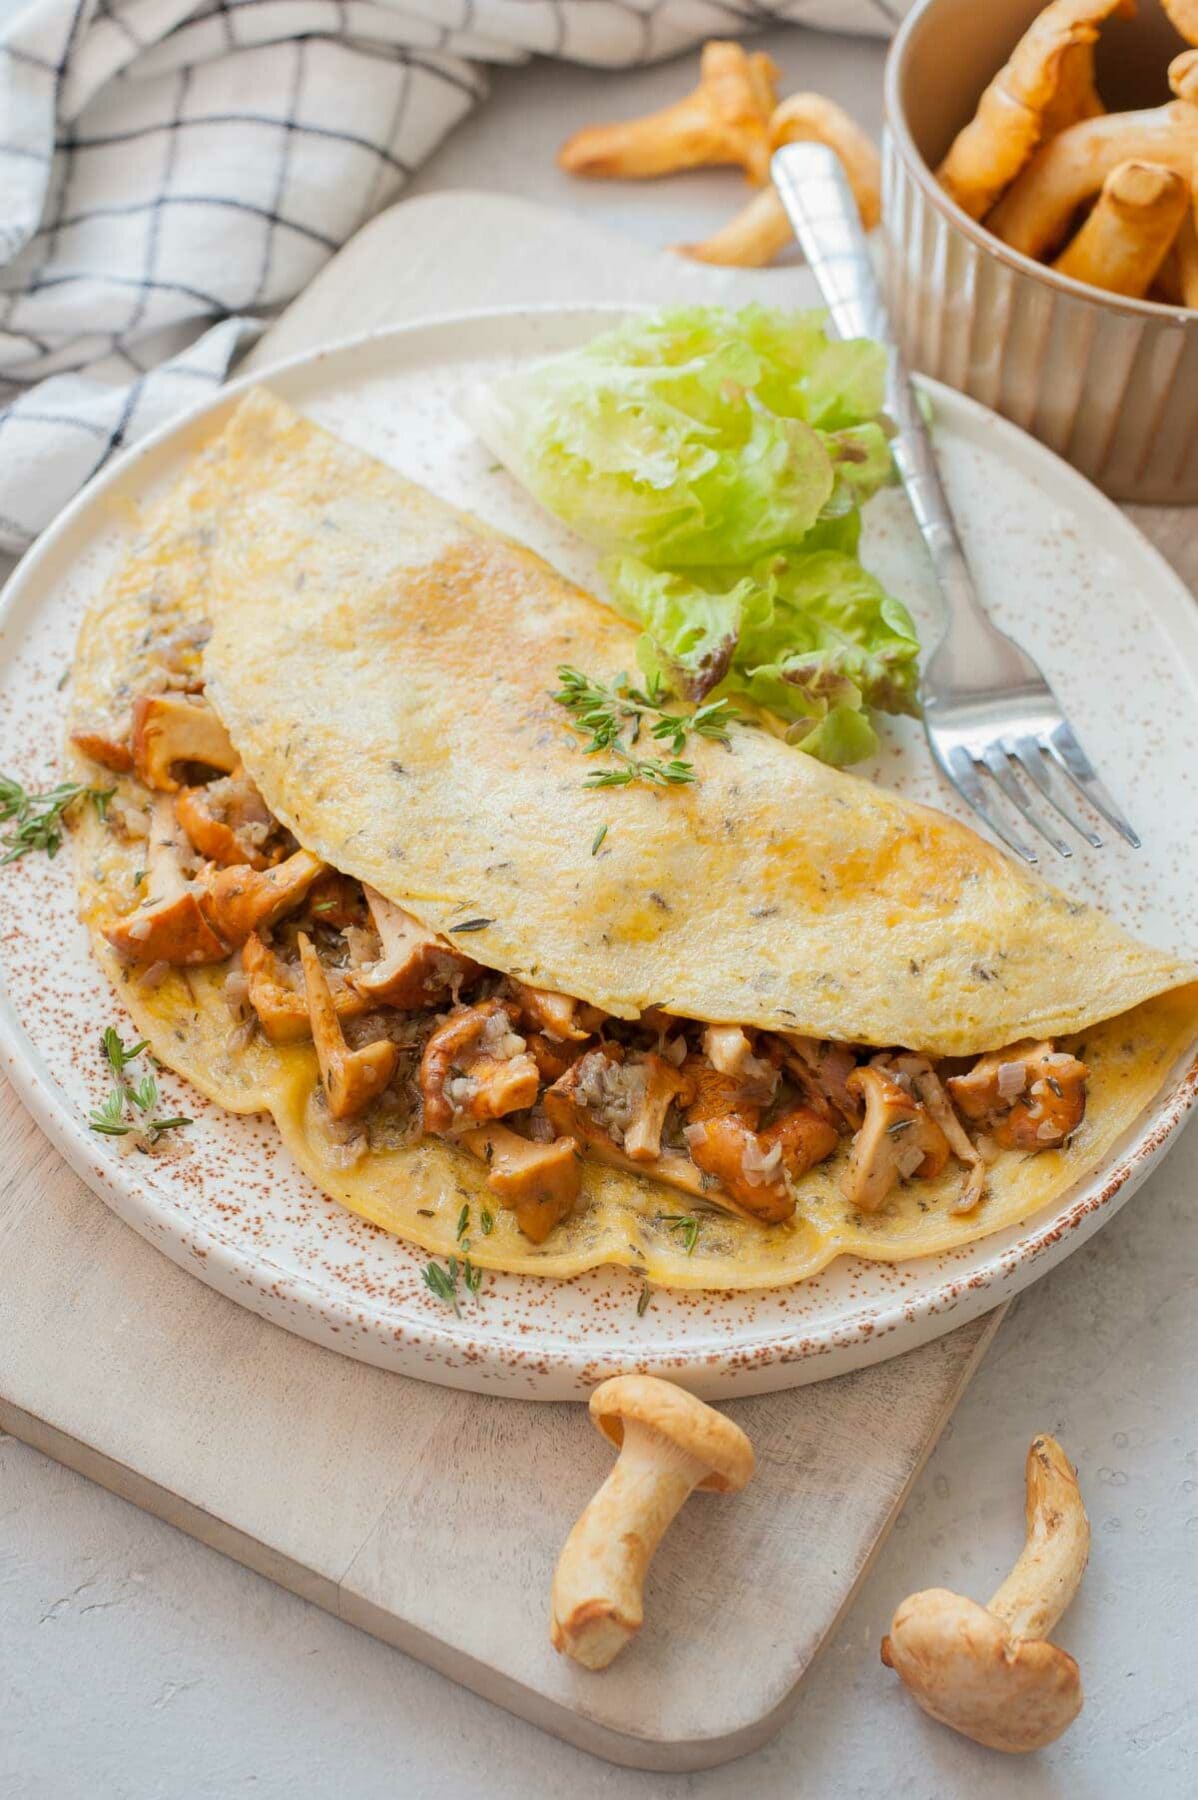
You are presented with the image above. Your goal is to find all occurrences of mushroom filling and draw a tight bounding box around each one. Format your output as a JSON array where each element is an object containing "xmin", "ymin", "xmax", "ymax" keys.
[{"xmin": 84, "ymin": 692, "xmax": 1091, "ymax": 1242}]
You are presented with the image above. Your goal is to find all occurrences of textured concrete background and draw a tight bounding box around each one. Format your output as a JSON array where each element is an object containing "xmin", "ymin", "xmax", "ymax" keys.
[{"xmin": 2, "ymin": 15, "xmax": 1196, "ymax": 1797}]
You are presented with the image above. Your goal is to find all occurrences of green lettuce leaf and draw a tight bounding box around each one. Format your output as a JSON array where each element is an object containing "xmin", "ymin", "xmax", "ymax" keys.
[
  {"xmin": 461, "ymin": 304, "xmax": 898, "ymax": 568},
  {"xmin": 462, "ymin": 303, "xmax": 919, "ymax": 765},
  {"xmin": 612, "ymin": 550, "xmax": 921, "ymax": 767}
]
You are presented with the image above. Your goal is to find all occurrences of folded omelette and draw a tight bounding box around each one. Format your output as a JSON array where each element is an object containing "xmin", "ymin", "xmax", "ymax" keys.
[{"xmin": 66, "ymin": 388, "xmax": 1198, "ymax": 1288}]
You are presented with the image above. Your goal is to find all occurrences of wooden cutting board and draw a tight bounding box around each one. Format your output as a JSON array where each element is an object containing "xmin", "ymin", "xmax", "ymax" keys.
[{"xmin": 0, "ymin": 190, "xmax": 1009, "ymax": 1773}]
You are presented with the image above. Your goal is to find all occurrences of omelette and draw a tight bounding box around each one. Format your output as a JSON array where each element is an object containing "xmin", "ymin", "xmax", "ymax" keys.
[{"xmin": 65, "ymin": 388, "xmax": 1198, "ymax": 1288}]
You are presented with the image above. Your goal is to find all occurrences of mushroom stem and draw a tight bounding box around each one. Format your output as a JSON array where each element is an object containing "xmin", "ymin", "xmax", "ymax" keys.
[
  {"xmin": 988, "ymin": 1434, "xmax": 1090, "ymax": 1640},
  {"xmin": 881, "ymin": 1434, "xmax": 1090, "ymax": 1752},
  {"xmin": 551, "ymin": 1421, "xmax": 708, "ymax": 1670},
  {"xmin": 551, "ymin": 1375, "xmax": 754, "ymax": 1671}
]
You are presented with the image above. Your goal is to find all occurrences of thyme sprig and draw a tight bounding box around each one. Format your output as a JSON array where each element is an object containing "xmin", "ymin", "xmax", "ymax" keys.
[
  {"xmin": 553, "ymin": 667, "xmax": 739, "ymax": 791},
  {"xmin": 658, "ymin": 1212, "xmax": 700, "ymax": 1255},
  {"xmin": 422, "ymin": 1257, "xmax": 461, "ymax": 1316},
  {"xmin": 0, "ymin": 773, "xmax": 114, "ymax": 865},
  {"xmin": 88, "ymin": 1028, "xmax": 192, "ymax": 1147},
  {"xmin": 422, "ymin": 1246, "xmax": 485, "ymax": 1314}
]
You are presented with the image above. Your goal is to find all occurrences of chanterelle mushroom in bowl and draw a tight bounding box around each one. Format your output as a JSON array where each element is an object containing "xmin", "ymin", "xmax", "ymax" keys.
[{"xmin": 66, "ymin": 388, "xmax": 1198, "ymax": 1288}]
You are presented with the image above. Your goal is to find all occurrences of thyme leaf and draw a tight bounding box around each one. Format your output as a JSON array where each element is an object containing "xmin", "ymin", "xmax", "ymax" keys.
[
  {"xmin": 553, "ymin": 666, "xmax": 738, "ymax": 792},
  {"xmin": 658, "ymin": 1212, "xmax": 700, "ymax": 1255},
  {"xmin": 422, "ymin": 1259, "xmax": 461, "ymax": 1316},
  {"xmin": 88, "ymin": 1028, "xmax": 191, "ymax": 1147},
  {"xmin": 0, "ymin": 773, "xmax": 115, "ymax": 865}
]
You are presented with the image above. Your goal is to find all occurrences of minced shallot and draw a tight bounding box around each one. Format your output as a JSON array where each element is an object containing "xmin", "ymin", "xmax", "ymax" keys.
[{"xmin": 996, "ymin": 1060, "xmax": 1028, "ymax": 1100}]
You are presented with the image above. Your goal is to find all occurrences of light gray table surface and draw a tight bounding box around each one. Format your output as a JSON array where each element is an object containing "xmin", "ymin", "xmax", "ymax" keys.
[{"xmin": 2, "ymin": 20, "xmax": 1196, "ymax": 1799}]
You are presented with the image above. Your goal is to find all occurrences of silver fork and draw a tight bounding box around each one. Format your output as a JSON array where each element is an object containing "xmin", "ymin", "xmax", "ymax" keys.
[{"xmin": 772, "ymin": 141, "xmax": 1140, "ymax": 863}]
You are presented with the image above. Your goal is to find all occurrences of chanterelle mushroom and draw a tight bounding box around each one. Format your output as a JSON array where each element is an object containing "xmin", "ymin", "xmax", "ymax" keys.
[
  {"xmin": 349, "ymin": 886, "xmax": 478, "ymax": 1009},
  {"xmin": 700, "ymin": 1024, "xmax": 777, "ymax": 1099},
  {"xmin": 242, "ymin": 933, "xmax": 367, "ymax": 1044},
  {"xmin": 298, "ymin": 933, "xmax": 398, "ymax": 1120},
  {"xmin": 131, "ymin": 693, "xmax": 238, "ymax": 792},
  {"xmin": 196, "ymin": 849, "xmax": 325, "ymax": 950},
  {"xmin": 103, "ymin": 796, "xmax": 227, "ymax": 965},
  {"xmin": 948, "ymin": 1041, "xmax": 1088, "ymax": 1151},
  {"xmin": 550, "ymin": 1375, "xmax": 754, "ymax": 1670},
  {"xmin": 887, "ymin": 1054, "xmax": 988, "ymax": 1214},
  {"xmin": 882, "ymin": 1435, "xmax": 1089, "ymax": 1753},
  {"xmin": 840, "ymin": 1065, "xmax": 950, "ymax": 1212},
  {"xmin": 70, "ymin": 723, "xmax": 133, "ymax": 773},
  {"xmin": 683, "ymin": 1057, "xmax": 837, "ymax": 1223},
  {"xmin": 543, "ymin": 1047, "xmax": 711, "ymax": 1202},
  {"xmin": 420, "ymin": 999, "xmax": 540, "ymax": 1134},
  {"xmin": 508, "ymin": 979, "xmax": 601, "ymax": 1043},
  {"xmin": 544, "ymin": 1046, "xmax": 697, "ymax": 1167},
  {"xmin": 175, "ymin": 768, "xmax": 276, "ymax": 869},
  {"xmin": 462, "ymin": 1123, "xmax": 581, "ymax": 1242}
]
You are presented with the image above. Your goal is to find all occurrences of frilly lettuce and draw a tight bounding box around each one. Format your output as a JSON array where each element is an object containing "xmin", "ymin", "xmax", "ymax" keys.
[
  {"xmin": 462, "ymin": 304, "xmax": 919, "ymax": 765},
  {"xmin": 612, "ymin": 552, "xmax": 921, "ymax": 767}
]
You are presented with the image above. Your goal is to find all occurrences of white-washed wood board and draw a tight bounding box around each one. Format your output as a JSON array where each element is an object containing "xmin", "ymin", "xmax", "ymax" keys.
[{"xmin": 1, "ymin": 191, "xmax": 1192, "ymax": 1771}]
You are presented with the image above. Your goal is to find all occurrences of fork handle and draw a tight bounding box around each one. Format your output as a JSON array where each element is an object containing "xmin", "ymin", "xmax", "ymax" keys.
[{"xmin": 771, "ymin": 142, "xmax": 987, "ymax": 634}]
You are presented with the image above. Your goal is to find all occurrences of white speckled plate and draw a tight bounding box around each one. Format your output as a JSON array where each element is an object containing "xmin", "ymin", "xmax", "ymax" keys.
[{"xmin": 0, "ymin": 306, "xmax": 1195, "ymax": 1401}]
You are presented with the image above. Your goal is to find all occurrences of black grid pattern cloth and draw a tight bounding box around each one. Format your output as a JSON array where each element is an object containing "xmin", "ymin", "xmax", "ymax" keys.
[{"xmin": 0, "ymin": 0, "xmax": 904, "ymax": 553}]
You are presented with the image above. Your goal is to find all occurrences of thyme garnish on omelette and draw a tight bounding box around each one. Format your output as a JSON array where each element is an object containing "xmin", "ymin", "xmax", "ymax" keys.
[
  {"xmin": 658, "ymin": 1212, "xmax": 701, "ymax": 1255},
  {"xmin": 88, "ymin": 1027, "xmax": 192, "ymax": 1148},
  {"xmin": 553, "ymin": 665, "xmax": 738, "ymax": 791},
  {"xmin": 0, "ymin": 771, "xmax": 114, "ymax": 864}
]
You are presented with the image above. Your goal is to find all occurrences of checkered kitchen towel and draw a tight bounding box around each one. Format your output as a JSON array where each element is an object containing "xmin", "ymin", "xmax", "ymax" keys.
[{"xmin": 0, "ymin": 0, "xmax": 908, "ymax": 554}]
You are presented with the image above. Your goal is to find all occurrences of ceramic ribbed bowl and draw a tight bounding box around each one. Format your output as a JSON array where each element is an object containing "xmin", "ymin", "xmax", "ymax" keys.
[{"xmin": 883, "ymin": 0, "xmax": 1198, "ymax": 503}]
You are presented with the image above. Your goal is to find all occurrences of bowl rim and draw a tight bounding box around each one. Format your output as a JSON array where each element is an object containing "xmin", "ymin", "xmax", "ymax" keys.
[{"xmin": 883, "ymin": 0, "xmax": 1198, "ymax": 327}]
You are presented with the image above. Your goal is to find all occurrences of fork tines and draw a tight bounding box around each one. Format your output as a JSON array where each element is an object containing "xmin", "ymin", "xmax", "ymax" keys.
[{"xmin": 935, "ymin": 724, "xmax": 1140, "ymax": 864}]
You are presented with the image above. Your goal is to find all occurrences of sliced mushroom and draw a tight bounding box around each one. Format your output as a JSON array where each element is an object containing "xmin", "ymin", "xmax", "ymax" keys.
[
  {"xmin": 348, "ymin": 886, "xmax": 478, "ymax": 1009},
  {"xmin": 684, "ymin": 1109, "xmax": 836, "ymax": 1223},
  {"xmin": 543, "ymin": 1048, "xmax": 710, "ymax": 1202},
  {"xmin": 948, "ymin": 1041, "xmax": 1088, "ymax": 1151},
  {"xmin": 196, "ymin": 849, "xmax": 325, "ymax": 950},
  {"xmin": 543, "ymin": 1047, "xmax": 692, "ymax": 1163},
  {"xmin": 508, "ymin": 979, "xmax": 601, "ymax": 1043},
  {"xmin": 103, "ymin": 796, "xmax": 228, "ymax": 965},
  {"xmin": 882, "ymin": 1435, "xmax": 1089, "ymax": 1752},
  {"xmin": 890, "ymin": 1054, "xmax": 988, "ymax": 1214},
  {"xmin": 623, "ymin": 1053, "xmax": 694, "ymax": 1162},
  {"xmin": 840, "ymin": 1065, "xmax": 951, "ymax": 1213},
  {"xmin": 525, "ymin": 1032, "xmax": 586, "ymax": 1085},
  {"xmin": 778, "ymin": 1033, "xmax": 863, "ymax": 1128},
  {"xmin": 298, "ymin": 932, "xmax": 398, "ymax": 1121},
  {"xmin": 551, "ymin": 1375, "xmax": 754, "ymax": 1670},
  {"xmin": 420, "ymin": 1000, "xmax": 540, "ymax": 1135},
  {"xmin": 462, "ymin": 1123, "xmax": 582, "ymax": 1242},
  {"xmin": 302, "ymin": 872, "xmax": 369, "ymax": 930},
  {"xmin": 242, "ymin": 932, "xmax": 368, "ymax": 1045},
  {"xmin": 70, "ymin": 723, "xmax": 133, "ymax": 773},
  {"xmin": 682, "ymin": 1055, "xmax": 836, "ymax": 1222},
  {"xmin": 131, "ymin": 693, "xmax": 239, "ymax": 792},
  {"xmin": 700, "ymin": 1025, "xmax": 780, "ymax": 1100},
  {"xmin": 175, "ymin": 768, "xmax": 276, "ymax": 870}
]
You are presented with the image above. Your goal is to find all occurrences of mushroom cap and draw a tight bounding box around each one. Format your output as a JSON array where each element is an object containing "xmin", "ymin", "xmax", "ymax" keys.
[
  {"xmin": 881, "ymin": 1587, "xmax": 1082, "ymax": 1754},
  {"xmin": 588, "ymin": 1375, "xmax": 754, "ymax": 1493}
]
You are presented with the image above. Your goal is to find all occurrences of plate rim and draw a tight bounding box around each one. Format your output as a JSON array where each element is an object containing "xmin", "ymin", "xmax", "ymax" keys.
[{"xmin": 1, "ymin": 300, "xmax": 1195, "ymax": 1399}]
